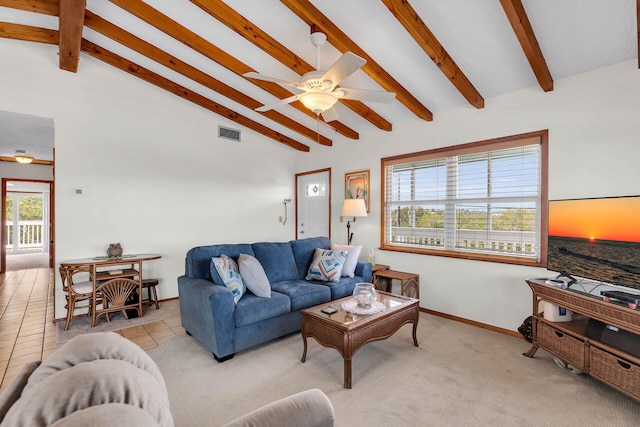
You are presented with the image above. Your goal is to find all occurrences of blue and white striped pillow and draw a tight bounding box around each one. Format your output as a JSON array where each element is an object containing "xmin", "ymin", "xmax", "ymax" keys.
[
  {"xmin": 211, "ymin": 255, "xmax": 245, "ymax": 303},
  {"xmin": 306, "ymin": 248, "xmax": 347, "ymax": 282}
]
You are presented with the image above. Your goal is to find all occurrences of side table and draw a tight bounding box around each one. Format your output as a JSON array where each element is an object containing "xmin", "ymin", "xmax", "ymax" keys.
[
  {"xmin": 373, "ymin": 269, "xmax": 420, "ymax": 299},
  {"xmin": 371, "ymin": 264, "xmax": 390, "ymax": 274}
]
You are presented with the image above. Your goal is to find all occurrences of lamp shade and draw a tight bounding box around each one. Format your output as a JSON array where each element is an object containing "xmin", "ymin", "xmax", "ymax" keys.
[
  {"xmin": 341, "ymin": 198, "xmax": 367, "ymax": 217},
  {"xmin": 14, "ymin": 150, "xmax": 34, "ymax": 164},
  {"xmin": 298, "ymin": 91, "xmax": 338, "ymax": 114}
]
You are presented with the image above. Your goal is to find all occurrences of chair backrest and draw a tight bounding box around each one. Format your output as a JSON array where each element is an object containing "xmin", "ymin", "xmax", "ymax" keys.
[
  {"xmin": 403, "ymin": 281, "xmax": 419, "ymax": 299},
  {"xmin": 96, "ymin": 278, "xmax": 139, "ymax": 307},
  {"xmin": 59, "ymin": 264, "xmax": 92, "ymax": 294}
]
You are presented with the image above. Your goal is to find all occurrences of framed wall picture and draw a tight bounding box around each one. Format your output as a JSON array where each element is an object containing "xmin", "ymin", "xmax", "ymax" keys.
[{"xmin": 345, "ymin": 170, "xmax": 370, "ymax": 212}]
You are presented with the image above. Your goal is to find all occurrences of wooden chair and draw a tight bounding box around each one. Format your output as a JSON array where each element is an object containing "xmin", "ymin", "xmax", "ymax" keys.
[
  {"xmin": 92, "ymin": 278, "xmax": 142, "ymax": 327},
  {"xmin": 59, "ymin": 264, "xmax": 95, "ymax": 331},
  {"xmin": 402, "ymin": 279, "xmax": 420, "ymax": 299},
  {"xmin": 141, "ymin": 278, "xmax": 160, "ymax": 309}
]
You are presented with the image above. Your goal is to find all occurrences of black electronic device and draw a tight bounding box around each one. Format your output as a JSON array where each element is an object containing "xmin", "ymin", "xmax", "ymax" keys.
[
  {"xmin": 601, "ymin": 290, "xmax": 640, "ymax": 307},
  {"xmin": 547, "ymin": 195, "xmax": 640, "ymax": 291},
  {"xmin": 585, "ymin": 319, "xmax": 640, "ymax": 358},
  {"xmin": 321, "ymin": 307, "xmax": 338, "ymax": 315}
]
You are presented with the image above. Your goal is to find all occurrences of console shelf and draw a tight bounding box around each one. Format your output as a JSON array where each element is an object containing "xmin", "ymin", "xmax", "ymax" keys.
[{"xmin": 525, "ymin": 279, "xmax": 640, "ymax": 402}]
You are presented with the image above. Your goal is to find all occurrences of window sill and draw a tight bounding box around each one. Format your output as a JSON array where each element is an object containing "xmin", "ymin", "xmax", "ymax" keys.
[{"xmin": 379, "ymin": 244, "xmax": 546, "ymax": 268}]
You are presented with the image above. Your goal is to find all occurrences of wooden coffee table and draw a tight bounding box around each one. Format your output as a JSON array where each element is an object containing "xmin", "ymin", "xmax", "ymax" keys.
[{"xmin": 300, "ymin": 291, "xmax": 419, "ymax": 389}]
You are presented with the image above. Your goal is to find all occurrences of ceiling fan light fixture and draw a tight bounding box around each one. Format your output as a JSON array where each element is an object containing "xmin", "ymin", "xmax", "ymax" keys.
[
  {"xmin": 298, "ymin": 91, "xmax": 338, "ymax": 114},
  {"xmin": 14, "ymin": 150, "xmax": 34, "ymax": 164}
]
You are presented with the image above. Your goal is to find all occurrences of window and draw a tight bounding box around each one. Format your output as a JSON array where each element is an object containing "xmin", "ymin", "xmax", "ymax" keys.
[{"xmin": 381, "ymin": 130, "xmax": 548, "ymax": 266}]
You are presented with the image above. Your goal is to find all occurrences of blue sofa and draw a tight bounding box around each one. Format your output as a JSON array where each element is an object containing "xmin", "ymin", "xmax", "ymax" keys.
[{"xmin": 178, "ymin": 236, "xmax": 372, "ymax": 361}]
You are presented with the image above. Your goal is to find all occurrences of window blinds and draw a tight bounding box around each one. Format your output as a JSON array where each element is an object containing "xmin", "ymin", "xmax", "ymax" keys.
[{"xmin": 382, "ymin": 132, "xmax": 546, "ymax": 263}]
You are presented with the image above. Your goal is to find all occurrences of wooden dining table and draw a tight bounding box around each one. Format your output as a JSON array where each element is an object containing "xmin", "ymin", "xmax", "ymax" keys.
[{"xmin": 59, "ymin": 254, "xmax": 161, "ymax": 327}]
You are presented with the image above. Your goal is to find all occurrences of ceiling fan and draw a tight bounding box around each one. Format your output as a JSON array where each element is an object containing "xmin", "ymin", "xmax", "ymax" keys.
[{"xmin": 244, "ymin": 32, "xmax": 396, "ymax": 122}]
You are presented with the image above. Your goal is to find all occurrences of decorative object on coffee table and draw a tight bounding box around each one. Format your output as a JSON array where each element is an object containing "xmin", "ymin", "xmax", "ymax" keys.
[
  {"xmin": 341, "ymin": 299, "xmax": 386, "ymax": 315},
  {"xmin": 352, "ymin": 283, "xmax": 376, "ymax": 309}
]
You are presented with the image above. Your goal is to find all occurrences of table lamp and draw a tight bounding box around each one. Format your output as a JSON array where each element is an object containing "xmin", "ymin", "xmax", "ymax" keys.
[{"xmin": 341, "ymin": 198, "xmax": 367, "ymax": 245}]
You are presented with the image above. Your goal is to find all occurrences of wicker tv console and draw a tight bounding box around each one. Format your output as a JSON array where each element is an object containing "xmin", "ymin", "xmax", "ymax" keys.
[{"xmin": 524, "ymin": 279, "xmax": 640, "ymax": 402}]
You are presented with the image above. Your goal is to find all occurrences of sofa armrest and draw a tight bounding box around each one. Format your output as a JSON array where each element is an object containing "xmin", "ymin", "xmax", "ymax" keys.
[
  {"xmin": 221, "ymin": 389, "xmax": 335, "ymax": 427},
  {"xmin": 354, "ymin": 261, "xmax": 372, "ymax": 283},
  {"xmin": 177, "ymin": 276, "xmax": 236, "ymax": 359}
]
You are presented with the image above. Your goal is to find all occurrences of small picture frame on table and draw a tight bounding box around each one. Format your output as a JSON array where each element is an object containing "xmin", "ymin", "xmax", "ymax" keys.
[{"xmin": 345, "ymin": 169, "xmax": 370, "ymax": 212}]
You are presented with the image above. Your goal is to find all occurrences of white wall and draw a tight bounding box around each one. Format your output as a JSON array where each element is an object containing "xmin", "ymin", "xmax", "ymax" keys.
[
  {"xmin": 1, "ymin": 163, "xmax": 53, "ymax": 182},
  {"xmin": 295, "ymin": 60, "xmax": 640, "ymax": 331},
  {"xmin": 1, "ymin": 39, "xmax": 298, "ymax": 319},
  {"xmin": 2, "ymin": 37, "xmax": 639, "ymax": 332}
]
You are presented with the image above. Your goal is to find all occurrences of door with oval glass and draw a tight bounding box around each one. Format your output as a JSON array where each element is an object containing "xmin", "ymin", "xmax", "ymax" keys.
[{"xmin": 296, "ymin": 169, "xmax": 330, "ymax": 240}]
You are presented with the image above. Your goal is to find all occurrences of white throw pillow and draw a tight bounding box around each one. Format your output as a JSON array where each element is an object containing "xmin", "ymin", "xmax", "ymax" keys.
[
  {"xmin": 238, "ymin": 254, "xmax": 271, "ymax": 298},
  {"xmin": 331, "ymin": 243, "xmax": 362, "ymax": 278}
]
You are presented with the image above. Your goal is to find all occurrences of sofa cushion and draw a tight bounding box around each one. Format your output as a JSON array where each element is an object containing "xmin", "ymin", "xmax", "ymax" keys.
[
  {"xmin": 306, "ymin": 248, "xmax": 347, "ymax": 282},
  {"xmin": 251, "ymin": 242, "xmax": 298, "ymax": 282},
  {"xmin": 330, "ymin": 243, "xmax": 362, "ymax": 278},
  {"xmin": 270, "ymin": 280, "xmax": 332, "ymax": 311},
  {"xmin": 234, "ymin": 292, "xmax": 290, "ymax": 327},
  {"xmin": 307, "ymin": 274, "xmax": 363, "ymax": 300},
  {"xmin": 211, "ymin": 256, "xmax": 245, "ymax": 303},
  {"xmin": 0, "ymin": 360, "xmax": 41, "ymax": 422},
  {"xmin": 185, "ymin": 244, "xmax": 254, "ymax": 280},
  {"xmin": 238, "ymin": 254, "xmax": 271, "ymax": 298},
  {"xmin": 49, "ymin": 403, "xmax": 160, "ymax": 427},
  {"xmin": 290, "ymin": 237, "xmax": 331, "ymax": 280}
]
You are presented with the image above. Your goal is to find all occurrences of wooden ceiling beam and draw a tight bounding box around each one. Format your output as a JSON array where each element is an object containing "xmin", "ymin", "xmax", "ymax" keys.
[
  {"xmin": 80, "ymin": 39, "xmax": 310, "ymax": 152},
  {"xmin": 0, "ymin": 21, "xmax": 58, "ymax": 44},
  {"xmin": 0, "ymin": 156, "xmax": 53, "ymax": 165},
  {"xmin": 108, "ymin": 0, "xmax": 358, "ymax": 140},
  {"xmin": 280, "ymin": 0, "xmax": 433, "ymax": 121},
  {"xmin": 190, "ymin": 0, "xmax": 392, "ymax": 132},
  {"xmin": 500, "ymin": 0, "xmax": 553, "ymax": 92},
  {"xmin": 58, "ymin": 0, "xmax": 85, "ymax": 72},
  {"xmin": 381, "ymin": 0, "xmax": 484, "ymax": 109},
  {"xmin": 0, "ymin": 0, "xmax": 59, "ymax": 15},
  {"xmin": 84, "ymin": 11, "xmax": 332, "ymax": 146}
]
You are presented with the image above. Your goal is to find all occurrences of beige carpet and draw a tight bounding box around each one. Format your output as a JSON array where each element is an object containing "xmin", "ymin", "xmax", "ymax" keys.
[
  {"xmin": 148, "ymin": 313, "xmax": 639, "ymax": 427},
  {"xmin": 56, "ymin": 299, "xmax": 180, "ymax": 343}
]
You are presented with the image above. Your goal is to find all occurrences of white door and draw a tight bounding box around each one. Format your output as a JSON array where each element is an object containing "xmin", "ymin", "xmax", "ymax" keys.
[{"xmin": 296, "ymin": 169, "xmax": 330, "ymax": 239}]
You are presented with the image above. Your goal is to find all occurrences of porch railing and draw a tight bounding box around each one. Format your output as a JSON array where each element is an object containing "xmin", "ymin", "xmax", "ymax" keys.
[
  {"xmin": 4, "ymin": 220, "xmax": 45, "ymax": 252},
  {"xmin": 389, "ymin": 227, "xmax": 537, "ymax": 257}
]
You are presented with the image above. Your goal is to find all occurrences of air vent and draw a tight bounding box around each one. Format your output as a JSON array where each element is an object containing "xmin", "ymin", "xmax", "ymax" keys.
[{"xmin": 218, "ymin": 126, "xmax": 241, "ymax": 142}]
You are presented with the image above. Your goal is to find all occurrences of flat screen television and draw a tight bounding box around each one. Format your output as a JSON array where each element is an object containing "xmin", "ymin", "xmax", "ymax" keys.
[{"xmin": 547, "ymin": 195, "xmax": 640, "ymax": 291}]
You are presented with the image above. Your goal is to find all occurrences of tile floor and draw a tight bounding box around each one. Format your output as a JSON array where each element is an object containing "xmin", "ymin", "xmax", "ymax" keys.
[{"xmin": 0, "ymin": 267, "xmax": 184, "ymax": 394}]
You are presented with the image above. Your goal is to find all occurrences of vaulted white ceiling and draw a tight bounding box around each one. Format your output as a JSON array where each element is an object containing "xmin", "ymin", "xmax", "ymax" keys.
[{"xmin": 0, "ymin": 0, "xmax": 637, "ymax": 156}]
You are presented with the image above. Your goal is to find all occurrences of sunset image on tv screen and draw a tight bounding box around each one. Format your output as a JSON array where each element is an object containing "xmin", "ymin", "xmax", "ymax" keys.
[
  {"xmin": 548, "ymin": 197, "xmax": 640, "ymax": 243},
  {"xmin": 547, "ymin": 196, "xmax": 640, "ymax": 290}
]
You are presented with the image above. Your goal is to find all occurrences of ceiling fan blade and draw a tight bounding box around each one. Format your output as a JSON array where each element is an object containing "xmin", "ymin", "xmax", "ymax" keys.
[
  {"xmin": 244, "ymin": 72, "xmax": 302, "ymax": 89},
  {"xmin": 338, "ymin": 87, "xmax": 396, "ymax": 103},
  {"xmin": 255, "ymin": 95, "xmax": 299, "ymax": 112},
  {"xmin": 321, "ymin": 106, "xmax": 339, "ymax": 122},
  {"xmin": 321, "ymin": 52, "xmax": 366, "ymax": 90}
]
